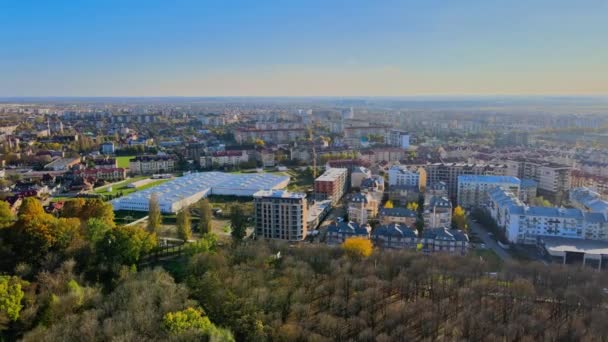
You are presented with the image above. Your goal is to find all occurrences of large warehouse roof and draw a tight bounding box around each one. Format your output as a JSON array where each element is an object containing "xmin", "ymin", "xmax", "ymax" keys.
[{"xmin": 111, "ymin": 171, "xmax": 290, "ymax": 212}]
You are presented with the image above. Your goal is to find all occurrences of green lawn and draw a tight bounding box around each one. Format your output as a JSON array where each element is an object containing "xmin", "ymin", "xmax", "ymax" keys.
[{"xmin": 116, "ymin": 155, "xmax": 135, "ymax": 168}]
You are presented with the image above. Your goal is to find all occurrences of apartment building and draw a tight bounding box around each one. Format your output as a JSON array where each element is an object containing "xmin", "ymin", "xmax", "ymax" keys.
[
  {"xmin": 200, "ymin": 150, "xmax": 249, "ymax": 168},
  {"xmin": 351, "ymin": 166, "xmax": 372, "ymax": 188},
  {"xmin": 388, "ymin": 165, "xmax": 427, "ymax": 190},
  {"xmin": 423, "ymin": 162, "xmax": 508, "ymax": 200},
  {"xmin": 569, "ymin": 187, "xmax": 608, "ymax": 214},
  {"xmin": 129, "ymin": 155, "xmax": 175, "ymax": 175},
  {"xmin": 385, "ymin": 129, "xmax": 410, "ymax": 149},
  {"xmin": 314, "ymin": 168, "xmax": 348, "ymax": 204},
  {"xmin": 93, "ymin": 158, "xmax": 118, "ymax": 169},
  {"xmin": 234, "ymin": 127, "xmax": 307, "ymax": 144},
  {"xmin": 504, "ymin": 159, "xmax": 572, "ymax": 200},
  {"xmin": 254, "ymin": 190, "xmax": 308, "ymax": 241},
  {"xmin": 457, "ymin": 175, "xmax": 521, "ymax": 208},
  {"xmin": 423, "ymin": 196, "xmax": 452, "ymax": 228},
  {"xmin": 74, "ymin": 168, "xmax": 127, "ymax": 181},
  {"xmin": 326, "ymin": 221, "xmax": 371, "ymax": 245},
  {"xmin": 347, "ymin": 192, "xmax": 379, "ymax": 224},
  {"xmin": 371, "ymin": 224, "xmax": 469, "ymax": 255},
  {"xmin": 378, "ymin": 207, "xmax": 418, "ymax": 226},
  {"xmin": 488, "ymin": 187, "xmax": 608, "ymax": 244}
]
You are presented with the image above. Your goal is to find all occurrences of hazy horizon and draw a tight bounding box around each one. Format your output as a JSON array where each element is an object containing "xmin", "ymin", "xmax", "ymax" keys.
[{"xmin": 2, "ymin": 0, "xmax": 607, "ymax": 97}]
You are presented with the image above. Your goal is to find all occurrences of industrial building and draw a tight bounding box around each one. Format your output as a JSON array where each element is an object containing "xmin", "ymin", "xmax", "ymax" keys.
[{"xmin": 111, "ymin": 172, "xmax": 289, "ymax": 213}]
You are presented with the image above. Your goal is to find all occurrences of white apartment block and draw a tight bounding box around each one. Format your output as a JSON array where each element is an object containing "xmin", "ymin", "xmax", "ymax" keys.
[
  {"xmin": 488, "ymin": 187, "xmax": 608, "ymax": 245},
  {"xmin": 129, "ymin": 156, "xmax": 175, "ymax": 175},
  {"xmin": 388, "ymin": 165, "xmax": 427, "ymax": 190},
  {"xmin": 457, "ymin": 175, "xmax": 521, "ymax": 208}
]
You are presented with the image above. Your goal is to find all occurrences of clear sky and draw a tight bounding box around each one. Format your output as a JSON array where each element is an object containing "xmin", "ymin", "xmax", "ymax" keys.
[{"xmin": 1, "ymin": 0, "xmax": 607, "ymax": 97}]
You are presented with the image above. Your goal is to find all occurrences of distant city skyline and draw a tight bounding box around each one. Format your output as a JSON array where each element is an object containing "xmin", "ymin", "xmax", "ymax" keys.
[{"xmin": 1, "ymin": 0, "xmax": 607, "ymax": 96}]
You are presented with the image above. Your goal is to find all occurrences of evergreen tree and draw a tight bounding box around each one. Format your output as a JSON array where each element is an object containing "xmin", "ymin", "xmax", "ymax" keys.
[
  {"xmin": 229, "ymin": 204, "xmax": 247, "ymax": 244},
  {"xmin": 198, "ymin": 199, "xmax": 212, "ymax": 235},
  {"xmin": 177, "ymin": 207, "xmax": 192, "ymax": 242},
  {"xmin": 147, "ymin": 193, "xmax": 162, "ymax": 235}
]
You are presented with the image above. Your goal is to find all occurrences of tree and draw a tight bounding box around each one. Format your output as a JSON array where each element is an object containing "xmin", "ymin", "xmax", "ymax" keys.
[
  {"xmin": 62, "ymin": 198, "xmax": 114, "ymax": 227},
  {"xmin": 342, "ymin": 237, "xmax": 373, "ymax": 259},
  {"xmin": 147, "ymin": 193, "xmax": 162, "ymax": 235},
  {"xmin": 384, "ymin": 200, "xmax": 394, "ymax": 209},
  {"xmin": 96, "ymin": 226, "xmax": 157, "ymax": 267},
  {"xmin": 84, "ymin": 218, "xmax": 111, "ymax": 248},
  {"xmin": 198, "ymin": 199, "xmax": 212, "ymax": 235},
  {"xmin": 0, "ymin": 200, "xmax": 15, "ymax": 229},
  {"xmin": 177, "ymin": 207, "xmax": 192, "ymax": 242},
  {"xmin": 530, "ymin": 196, "xmax": 552, "ymax": 207},
  {"xmin": 406, "ymin": 202, "xmax": 419, "ymax": 212},
  {"xmin": 415, "ymin": 219, "xmax": 425, "ymax": 234},
  {"xmin": 452, "ymin": 206, "xmax": 467, "ymax": 231},
  {"xmin": 229, "ymin": 204, "xmax": 247, "ymax": 244},
  {"xmin": 0, "ymin": 275, "xmax": 25, "ymax": 327},
  {"xmin": 11, "ymin": 198, "xmax": 81, "ymax": 263},
  {"xmin": 163, "ymin": 307, "xmax": 234, "ymax": 341},
  {"xmin": 254, "ymin": 138, "xmax": 265, "ymax": 149},
  {"xmin": 417, "ymin": 194, "xmax": 425, "ymax": 216}
]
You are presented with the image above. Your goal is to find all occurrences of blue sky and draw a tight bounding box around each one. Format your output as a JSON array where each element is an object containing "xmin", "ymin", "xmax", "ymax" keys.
[{"xmin": 1, "ymin": 0, "xmax": 606, "ymax": 96}]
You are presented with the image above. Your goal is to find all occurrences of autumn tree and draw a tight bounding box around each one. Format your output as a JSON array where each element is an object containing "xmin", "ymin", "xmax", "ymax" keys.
[
  {"xmin": 452, "ymin": 206, "xmax": 468, "ymax": 231},
  {"xmin": 406, "ymin": 202, "xmax": 419, "ymax": 212},
  {"xmin": 177, "ymin": 207, "xmax": 192, "ymax": 242},
  {"xmin": 11, "ymin": 198, "xmax": 81, "ymax": 263},
  {"xmin": 147, "ymin": 193, "xmax": 162, "ymax": 235},
  {"xmin": 342, "ymin": 237, "xmax": 373, "ymax": 259},
  {"xmin": 198, "ymin": 199, "xmax": 212, "ymax": 235},
  {"xmin": 384, "ymin": 200, "xmax": 394, "ymax": 209},
  {"xmin": 0, "ymin": 201, "xmax": 15, "ymax": 229},
  {"xmin": 229, "ymin": 204, "xmax": 248, "ymax": 244}
]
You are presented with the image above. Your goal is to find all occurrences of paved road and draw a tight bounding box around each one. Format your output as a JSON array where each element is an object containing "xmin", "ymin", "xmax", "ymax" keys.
[{"xmin": 469, "ymin": 220, "xmax": 513, "ymax": 262}]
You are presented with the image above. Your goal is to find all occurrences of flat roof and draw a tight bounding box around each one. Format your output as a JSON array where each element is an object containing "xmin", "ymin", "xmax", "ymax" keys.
[
  {"xmin": 111, "ymin": 171, "xmax": 289, "ymax": 205},
  {"xmin": 316, "ymin": 168, "xmax": 347, "ymax": 182},
  {"xmin": 541, "ymin": 236, "xmax": 608, "ymax": 256},
  {"xmin": 254, "ymin": 189, "xmax": 306, "ymax": 199},
  {"xmin": 458, "ymin": 175, "xmax": 520, "ymax": 184}
]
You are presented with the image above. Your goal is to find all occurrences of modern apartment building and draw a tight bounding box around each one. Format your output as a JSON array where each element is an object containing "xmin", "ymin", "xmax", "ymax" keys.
[
  {"xmin": 488, "ymin": 187, "xmax": 608, "ymax": 244},
  {"xmin": 385, "ymin": 129, "xmax": 410, "ymax": 149},
  {"xmin": 129, "ymin": 155, "xmax": 175, "ymax": 175},
  {"xmin": 423, "ymin": 162, "xmax": 508, "ymax": 200},
  {"xmin": 457, "ymin": 175, "xmax": 521, "ymax": 208},
  {"xmin": 388, "ymin": 165, "xmax": 427, "ymax": 190},
  {"xmin": 504, "ymin": 159, "xmax": 572, "ymax": 200},
  {"xmin": 314, "ymin": 168, "xmax": 348, "ymax": 204},
  {"xmin": 254, "ymin": 190, "xmax": 308, "ymax": 241}
]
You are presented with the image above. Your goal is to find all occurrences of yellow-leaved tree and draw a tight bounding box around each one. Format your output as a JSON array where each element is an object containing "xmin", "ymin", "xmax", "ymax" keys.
[
  {"xmin": 406, "ymin": 202, "xmax": 419, "ymax": 212},
  {"xmin": 384, "ymin": 200, "xmax": 394, "ymax": 209},
  {"xmin": 342, "ymin": 237, "xmax": 373, "ymax": 259},
  {"xmin": 452, "ymin": 206, "xmax": 468, "ymax": 231}
]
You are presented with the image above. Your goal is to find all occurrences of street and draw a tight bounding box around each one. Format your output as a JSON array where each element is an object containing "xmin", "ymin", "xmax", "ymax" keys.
[{"xmin": 469, "ymin": 220, "xmax": 513, "ymax": 262}]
